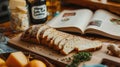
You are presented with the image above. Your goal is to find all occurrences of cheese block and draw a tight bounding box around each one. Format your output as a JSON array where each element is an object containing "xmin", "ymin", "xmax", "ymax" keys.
[
  {"xmin": 10, "ymin": 12, "xmax": 29, "ymax": 31},
  {"xmin": 9, "ymin": 0, "xmax": 26, "ymax": 9},
  {"xmin": 9, "ymin": 0, "xmax": 29, "ymax": 32},
  {"xmin": 6, "ymin": 52, "xmax": 28, "ymax": 67},
  {"xmin": 0, "ymin": 58, "xmax": 6, "ymax": 66},
  {"xmin": 16, "ymin": 6, "xmax": 27, "ymax": 14}
]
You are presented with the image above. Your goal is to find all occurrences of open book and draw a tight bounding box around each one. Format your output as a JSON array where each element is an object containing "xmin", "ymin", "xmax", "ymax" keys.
[{"xmin": 46, "ymin": 9, "xmax": 120, "ymax": 40}]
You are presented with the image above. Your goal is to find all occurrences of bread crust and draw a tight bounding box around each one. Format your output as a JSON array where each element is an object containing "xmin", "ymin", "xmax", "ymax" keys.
[{"xmin": 21, "ymin": 26, "xmax": 35, "ymax": 43}]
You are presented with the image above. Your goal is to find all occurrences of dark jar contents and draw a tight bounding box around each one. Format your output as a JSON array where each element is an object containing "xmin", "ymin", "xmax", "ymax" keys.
[{"xmin": 26, "ymin": 0, "xmax": 47, "ymax": 24}]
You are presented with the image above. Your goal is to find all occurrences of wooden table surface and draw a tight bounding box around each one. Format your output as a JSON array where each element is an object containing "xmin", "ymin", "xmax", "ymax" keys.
[
  {"xmin": 0, "ymin": 22, "xmax": 21, "ymax": 38},
  {"xmin": 0, "ymin": 0, "xmax": 120, "ymax": 52},
  {"xmin": 0, "ymin": 1, "xmax": 120, "ymax": 66}
]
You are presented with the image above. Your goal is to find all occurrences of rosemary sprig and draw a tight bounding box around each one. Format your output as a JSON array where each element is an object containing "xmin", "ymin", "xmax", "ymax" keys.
[{"xmin": 66, "ymin": 52, "xmax": 92, "ymax": 67}]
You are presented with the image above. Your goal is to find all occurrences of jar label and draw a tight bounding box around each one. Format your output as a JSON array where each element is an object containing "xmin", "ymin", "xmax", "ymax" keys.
[{"xmin": 32, "ymin": 4, "xmax": 47, "ymax": 19}]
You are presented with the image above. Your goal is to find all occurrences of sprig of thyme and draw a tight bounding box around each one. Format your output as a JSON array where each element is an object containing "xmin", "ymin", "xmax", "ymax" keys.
[{"xmin": 66, "ymin": 52, "xmax": 92, "ymax": 67}]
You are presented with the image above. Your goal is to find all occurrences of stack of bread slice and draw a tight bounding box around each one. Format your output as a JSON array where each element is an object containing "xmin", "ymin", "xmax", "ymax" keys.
[{"xmin": 21, "ymin": 24, "xmax": 102, "ymax": 55}]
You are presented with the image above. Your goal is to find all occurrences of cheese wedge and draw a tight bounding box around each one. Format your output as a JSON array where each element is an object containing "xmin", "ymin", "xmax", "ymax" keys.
[
  {"xmin": 6, "ymin": 52, "xmax": 28, "ymax": 67},
  {"xmin": 0, "ymin": 58, "xmax": 6, "ymax": 66}
]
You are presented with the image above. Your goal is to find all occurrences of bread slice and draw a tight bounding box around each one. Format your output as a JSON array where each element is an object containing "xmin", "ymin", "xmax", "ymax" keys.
[
  {"xmin": 48, "ymin": 31, "xmax": 62, "ymax": 47},
  {"xmin": 75, "ymin": 40, "xmax": 102, "ymax": 52},
  {"xmin": 44, "ymin": 29, "xmax": 60, "ymax": 47},
  {"xmin": 53, "ymin": 32, "xmax": 70, "ymax": 50},
  {"xmin": 36, "ymin": 24, "xmax": 48, "ymax": 44},
  {"xmin": 60, "ymin": 35, "xmax": 102, "ymax": 55},
  {"xmin": 41, "ymin": 28, "xmax": 57, "ymax": 46},
  {"xmin": 37, "ymin": 24, "xmax": 51, "ymax": 44},
  {"xmin": 60, "ymin": 35, "xmax": 76, "ymax": 55},
  {"xmin": 57, "ymin": 35, "xmax": 74, "ymax": 51}
]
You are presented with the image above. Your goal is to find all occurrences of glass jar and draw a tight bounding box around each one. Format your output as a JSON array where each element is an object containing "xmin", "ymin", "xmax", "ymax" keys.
[
  {"xmin": 26, "ymin": 0, "xmax": 47, "ymax": 24},
  {"xmin": 9, "ymin": 0, "xmax": 29, "ymax": 32}
]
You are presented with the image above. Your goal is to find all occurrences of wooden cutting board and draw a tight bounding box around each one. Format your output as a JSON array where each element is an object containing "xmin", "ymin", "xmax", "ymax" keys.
[{"xmin": 8, "ymin": 34, "xmax": 120, "ymax": 67}]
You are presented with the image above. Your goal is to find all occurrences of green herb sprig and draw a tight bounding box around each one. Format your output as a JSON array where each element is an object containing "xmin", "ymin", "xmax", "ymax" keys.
[{"xmin": 66, "ymin": 52, "xmax": 92, "ymax": 67}]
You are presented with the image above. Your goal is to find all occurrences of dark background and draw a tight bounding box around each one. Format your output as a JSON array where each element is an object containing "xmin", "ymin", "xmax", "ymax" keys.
[{"xmin": 0, "ymin": 0, "xmax": 10, "ymax": 23}]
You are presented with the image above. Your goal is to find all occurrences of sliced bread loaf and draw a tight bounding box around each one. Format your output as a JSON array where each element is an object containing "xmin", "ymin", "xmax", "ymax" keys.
[{"xmin": 21, "ymin": 24, "xmax": 102, "ymax": 55}]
